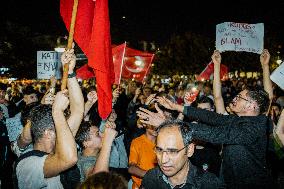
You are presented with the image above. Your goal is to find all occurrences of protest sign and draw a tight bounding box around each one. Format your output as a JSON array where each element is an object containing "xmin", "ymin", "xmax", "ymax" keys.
[
  {"xmin": 270, "ymin": 63, "xmax": 284, "ymax": 90},
  {"xmin": 37, "ymin": 51, "xmax": 62, "ymax": 79},
  {"xmin": 216, "ymin": 22, "xmax": 264, "ymax": 54}
]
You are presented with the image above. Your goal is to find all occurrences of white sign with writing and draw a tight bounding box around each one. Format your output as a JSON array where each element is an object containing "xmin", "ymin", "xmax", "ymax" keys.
[
  {"xmin": 216, "ymin": 22, "xmax": 264, "ymax": 54},
  {"xmin": 37, "ymin": 51, "xmax": 62, "ymax": 79},
  {"xmin": 270, "ymin": 63, "xmax": 284, "ymax": 90}
]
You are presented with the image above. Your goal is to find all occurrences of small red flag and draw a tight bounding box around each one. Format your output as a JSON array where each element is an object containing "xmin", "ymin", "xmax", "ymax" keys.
[
  {"xmin": 121, "ymin": 46, "xmax": 154, "ymax": 83},
  {"xmin": 196, "ymin": 61, "xmax": 228, "ymax": 81},
  {"xmin": 60, "ymin": 0, "xmax": 114, "ymax": 119},
  {"xmin": 112, "ymin": 43, "xmax": 127, "ymax": 84}
]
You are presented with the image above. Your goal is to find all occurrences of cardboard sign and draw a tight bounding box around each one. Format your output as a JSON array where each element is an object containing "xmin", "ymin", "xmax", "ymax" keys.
[
  {"xmin": 270, "ymin": 63, "xmax": 284, "ymax": 90},
  {"xmin": 37, "ymin": 51, "xmax": 62, "ymax": 79},
  {"xmin": 216, "ymin": 22, "xmax": 264, "ymax": 54}
]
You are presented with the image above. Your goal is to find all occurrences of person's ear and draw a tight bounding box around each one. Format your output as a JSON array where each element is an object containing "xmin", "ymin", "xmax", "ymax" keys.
[
  {"xmin": 186, "ymin": 143, "xmax": 195, "ymax": 157},
  {"xmin": 23, "ymin": 95, "xmax": 28, "ymax": 103},
  {"xmin": 83, "ymin": 141, "xmax": 89, "ymax": 148},
  {"xmin": 246, "ymin": 101, "xmax": 257, "ymax": 112},
  {"xmin": 44, "ymin": 130, "xmax": 54, "ymax": 140}
]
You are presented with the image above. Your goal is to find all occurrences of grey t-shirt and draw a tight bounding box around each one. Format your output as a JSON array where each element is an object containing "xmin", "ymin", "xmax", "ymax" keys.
[
  {"xmin": 77, "ymin": 153, "xmax": 97, "ymax": 182},
  {"xmin": 16, "ymin": 155, "xmax": 63, "ymax": 189}
]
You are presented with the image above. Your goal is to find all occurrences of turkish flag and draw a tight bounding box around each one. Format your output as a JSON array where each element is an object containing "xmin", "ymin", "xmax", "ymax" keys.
[
  {"xmin": 76, "ymin": 43, "xmax": 155, "ymax": 84},
  {"xmin": 121, "ymin": 46, "xmax": 154, "ymax": 83},
  {"xmin": 60, "ymin": 0, "xmax": 114, "ymax": 119},
  {"xmin": 196, "ymin": 61, "xmax": 228, "ymax": 81}
]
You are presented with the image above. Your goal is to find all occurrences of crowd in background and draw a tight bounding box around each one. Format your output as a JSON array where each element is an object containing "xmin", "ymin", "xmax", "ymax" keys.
[{"xmin": 0, "ymin": 49, "xmax": 284, "ymax": 189}]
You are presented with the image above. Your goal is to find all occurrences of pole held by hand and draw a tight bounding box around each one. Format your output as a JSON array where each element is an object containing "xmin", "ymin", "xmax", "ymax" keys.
[{"xmin": 61, "ymin": 0, "xmax": 79, "ymax": 91}]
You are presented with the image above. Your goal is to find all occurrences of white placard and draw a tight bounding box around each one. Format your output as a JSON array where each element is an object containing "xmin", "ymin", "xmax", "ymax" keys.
[
  {"xmin": 270, "ymin": 63, "xmax": 284, "ymax": 90},
  {"xmin": 216, "ymin": 22, "xmax": 264, "ymax": 54},
  {"xmin": 37, "ymin": 51, "xmax": 62, "ymax": 79},
  {"xmin": 6, "ymin": 113, "xmax": 23, "ymax": 142}
]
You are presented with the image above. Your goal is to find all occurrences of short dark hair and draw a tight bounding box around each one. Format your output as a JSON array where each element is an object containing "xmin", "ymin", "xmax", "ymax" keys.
[
  {"xmin": 158, "ymin": 120, "xmax": 193, "ymax": 147},
  {"xmin": 0, "ymin": 83, "xmax": 7, "ymax": 91},
  {"xmin": 23, "ymin": 85, "xmax": 37, "ymax": 95},
  {"xmin": 75, "ymin": 122, "xmax": 92, "ymax": 149},
  {"xmin": 21, "ymin": 102, "xmax": 39, "ymax": 125},
  {"xmin": 271, "ymin": 102, "xmax": 281, "ymax": 111},
  {"xmin": 195, "ymin": 95, "xmax": 214, "ymax": 109},
  {"xmin": 246, "ymin": 88, "xmax": 270, "ymax": 114},
  {"xmin": 30, "ymin": 105, "xmax": 54, "ymax": 142},
  {"xmin": 79, "ymin": 171, "xmax": 127, "ymax": 189}
]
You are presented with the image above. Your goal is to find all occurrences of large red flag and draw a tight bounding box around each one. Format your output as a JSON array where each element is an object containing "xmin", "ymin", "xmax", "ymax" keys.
[{"xmin": 60, "ymin": 0, "xmax": 114, "ymax": 119}]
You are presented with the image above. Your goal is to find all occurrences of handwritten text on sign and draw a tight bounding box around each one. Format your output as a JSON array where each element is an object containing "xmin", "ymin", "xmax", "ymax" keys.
[
  {"xmin": 37, "ymin": 51, "xmax": 62, "ymax": 79},
  {"xmin": 216, "ymin": 22, "xmax": 264, "ymax": 54}
]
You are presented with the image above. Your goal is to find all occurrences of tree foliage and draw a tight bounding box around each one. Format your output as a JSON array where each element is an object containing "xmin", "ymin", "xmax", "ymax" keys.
[{"xmin": 152, "ymin": 31, "xmax": 282, "ymax": 75}]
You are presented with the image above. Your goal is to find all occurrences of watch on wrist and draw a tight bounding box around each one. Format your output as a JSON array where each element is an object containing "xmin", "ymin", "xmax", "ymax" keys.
[{"xmin": 68, "ymin": 72, "xmax": 76, "ymax": 78}]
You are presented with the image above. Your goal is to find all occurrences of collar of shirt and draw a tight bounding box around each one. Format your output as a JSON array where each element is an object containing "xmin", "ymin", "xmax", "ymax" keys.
[{"xmin": 159, "ymin": 161, "xmax": 197, "ymax": 188}]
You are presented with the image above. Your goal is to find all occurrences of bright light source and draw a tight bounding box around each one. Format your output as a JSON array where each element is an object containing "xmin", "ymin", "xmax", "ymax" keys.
[
  {"xmin": 276, "ymin": 59, "xmax": 282, "ymax": 65},
  {"xmin": 122, "ymin": 16, "xmax": 126, "ymax": 19},
  {"xmin": 54, "ymin": 47, "xmax": 65, "ymax": 52},
  {"xmin": 134, "ymin": 60, "xmax": 142, "ymax": 66}
]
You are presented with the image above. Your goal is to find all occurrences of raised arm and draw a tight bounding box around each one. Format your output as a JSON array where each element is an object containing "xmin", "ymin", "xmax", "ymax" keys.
[
  {"xmin": 91, "ymin": 122, "xmax": 117, "ymax": 174},
  {"xmin": 44, "ymin": 90, "xmax": 78, "ymax": 178},
  {"xmin": 156, "ymin": 96, "xmax": 233, "ymax": 127},
  {"xmin": 40, "ymin": 76, "xmax": 56, "ymax": 105},
  {"xmin": 84, "ymin": 90, "xmax": 98, "ymax": 118},
  {"xmin": 16, "ymin": 121, "xmax": 32, "ymax": 149},
  {"xmin": 61, "ymin": 49, "xmax": 84, "ymax": 136},
  {"xmin": 212, "ymin": 50, "xmax": 226, "ymax": 114},
  {"xmin": 189, "ymin": 116, "xmax": 265, "ymax": 145},
  {"xmin": 260, "ymin": 49, "xmax": 273, "ymax": 103}
]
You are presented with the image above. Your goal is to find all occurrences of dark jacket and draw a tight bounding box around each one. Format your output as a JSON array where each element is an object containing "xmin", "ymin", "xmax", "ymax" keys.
[
  {"xmin": 141, "ymin": 163, "xmax": 223, "ymax": 189},
  {"xmin": 184, "ymin": 106, "xmax": 275, "ymax": 189}
]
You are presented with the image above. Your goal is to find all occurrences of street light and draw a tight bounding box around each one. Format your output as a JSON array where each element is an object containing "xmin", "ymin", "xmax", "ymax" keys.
[{"xmin": 54, "ymin": 47, "xmax": 66, "ymax": 53}]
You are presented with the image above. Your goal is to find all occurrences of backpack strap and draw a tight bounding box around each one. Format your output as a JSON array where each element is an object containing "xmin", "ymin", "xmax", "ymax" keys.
[{"xmin": 13, "ymin": 150, "xmax": 48, "ymax": 189}]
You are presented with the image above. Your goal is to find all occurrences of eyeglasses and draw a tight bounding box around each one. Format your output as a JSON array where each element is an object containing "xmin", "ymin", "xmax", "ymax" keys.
[
  {"xmin": 235, "ymin": 94, "xmax": 250, "ymax": 102},
  {"xmin": 154, "ymin": 146, "xmax": 186, "ymax": 156}
]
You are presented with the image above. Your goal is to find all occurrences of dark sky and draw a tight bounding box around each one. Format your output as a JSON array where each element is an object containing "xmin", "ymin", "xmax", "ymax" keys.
[{"xmin": 1, "ymin": 0, "xmax": 284, "ymax": 45}]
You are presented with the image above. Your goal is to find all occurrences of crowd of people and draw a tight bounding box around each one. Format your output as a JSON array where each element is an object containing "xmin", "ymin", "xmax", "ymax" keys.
[{"xmin": 0, "ymin": 48, "xmax": 284, "ymax": 189}]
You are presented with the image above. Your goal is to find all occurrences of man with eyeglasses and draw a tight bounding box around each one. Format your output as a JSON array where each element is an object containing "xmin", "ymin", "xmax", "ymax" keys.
[
  {"xmin": 141, "ymin": 120, "xmax": 223, "ymax": 189},
  {"xmin": 143, "ymin": 88, "xmax": 275, "ymax": 189}
]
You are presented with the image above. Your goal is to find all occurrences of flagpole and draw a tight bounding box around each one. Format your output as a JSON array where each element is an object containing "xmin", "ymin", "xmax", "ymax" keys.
[
  {"xmin": 118, "ymin": 41, "xmax": 127, "ymax": 85},
  {"xmin": 61, "ymin": 0, "xmax": 79, "ymax": 91},
  {"xmin": 142, "ymin": 54, "xmax": 155, "ymax": 85}
]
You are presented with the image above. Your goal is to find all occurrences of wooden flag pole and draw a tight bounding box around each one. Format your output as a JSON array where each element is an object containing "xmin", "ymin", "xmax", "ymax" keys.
[{"xmin": 61, "ymin": 0, "xmax": 79, "ymax": 91}]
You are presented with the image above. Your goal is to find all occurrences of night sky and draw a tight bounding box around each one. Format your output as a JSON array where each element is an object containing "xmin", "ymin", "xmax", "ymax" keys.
[{"xmin": 1, "ymin": 0, "xmax": 284, "ymax": 45}]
